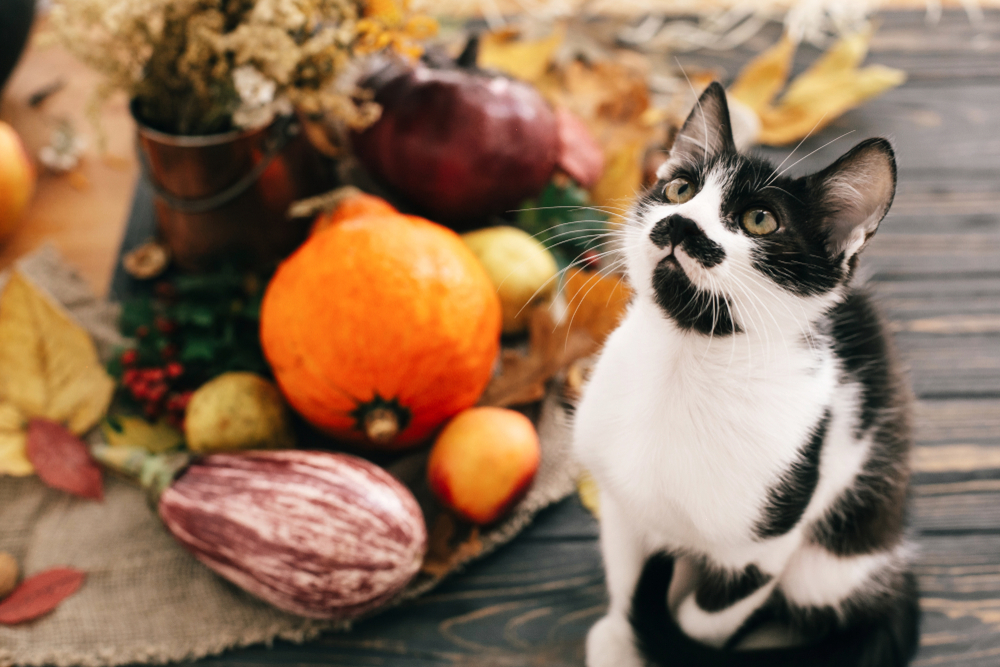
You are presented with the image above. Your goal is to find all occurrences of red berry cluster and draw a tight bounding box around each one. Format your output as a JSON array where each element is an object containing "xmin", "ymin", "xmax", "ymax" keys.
[{"xmin": 120, "ymin": 351, "xmax": 192, "ymax": 428}]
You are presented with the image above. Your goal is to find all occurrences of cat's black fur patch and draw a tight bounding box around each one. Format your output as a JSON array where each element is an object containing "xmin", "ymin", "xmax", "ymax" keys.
[
  {"xmin": 651, "ymin": 260, "xmax": 741, "ymax": 336},
  {"xmin": 754, "ymin": 410, "xmax": 830, "ymax": 539},
  {"xmin": 830, "ymin": 290, "xmax": 902, "ymax": 436},
  {"xmin": 757, "ymin": 567, "xmax": 921, "ymax": 660},
  {"xmin": 810, "ymin": 289, "xmax": 912, "ymax": 556},
  {"xmin": 649, "ymin": 214, "xmax": 727, "ymax": 268},
  {"xmin": 629, "ymin": 553, "xmax": 921, "ymax": 667},
  {"xmin": 695, "ymin": 559, "xmax": 772, "ymax": 612}
]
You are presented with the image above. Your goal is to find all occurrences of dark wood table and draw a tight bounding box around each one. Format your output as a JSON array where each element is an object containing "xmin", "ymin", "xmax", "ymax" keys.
[{"xmin": 114, "ymin": 11, "xmax": 1000, "ymax": 667}]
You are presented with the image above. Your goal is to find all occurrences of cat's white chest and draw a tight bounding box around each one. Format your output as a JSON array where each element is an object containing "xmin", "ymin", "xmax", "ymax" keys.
[{"xmin": 573, "ymin": 300, "xmax": 834, "ymax": 557}]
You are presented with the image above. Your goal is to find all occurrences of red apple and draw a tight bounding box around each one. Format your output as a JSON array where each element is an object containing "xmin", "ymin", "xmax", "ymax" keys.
[
  {"xmin": 0, "ymin": 120, "xmax": 35, "ymax": 242},
  {"xmin": 427, "ymin": 407, "xmax": 541, "ymax": 525}
]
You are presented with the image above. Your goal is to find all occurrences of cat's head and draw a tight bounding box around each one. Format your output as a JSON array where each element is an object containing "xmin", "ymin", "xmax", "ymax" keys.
[{"xmin": 624, "ymin": 82, "xmax": 896, "ymax": 336}]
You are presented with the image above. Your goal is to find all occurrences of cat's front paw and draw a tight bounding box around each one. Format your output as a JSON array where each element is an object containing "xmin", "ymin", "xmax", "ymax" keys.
[{"xmin": 586, "ymin": 613, "xmax": 645, "ymax": 667}]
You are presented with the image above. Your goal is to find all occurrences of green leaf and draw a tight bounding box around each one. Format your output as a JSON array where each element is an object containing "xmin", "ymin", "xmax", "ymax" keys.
[
  {"xmin": 173, "ymin": 303, "xmax": 215, "ymax": 328},
  {"xmin": 120, "ymin": 300, "xmax": 155, "ymax": 336},
  {"xmin": 180, "ymin": 338, "xmax": 216, "ymax": 362},
  {"xmin": 517, "ymin": 180, "xmax": 610, "ymax": 269}
]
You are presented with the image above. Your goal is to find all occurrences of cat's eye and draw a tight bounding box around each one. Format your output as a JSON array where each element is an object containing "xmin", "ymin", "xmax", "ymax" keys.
[
  {"xmin": 741, "ymin": 209, "xmax": 779, "ymax": 236},
  {"xmin": 664, "ymin": 179, "xmax": 695, "ymax": 204}
]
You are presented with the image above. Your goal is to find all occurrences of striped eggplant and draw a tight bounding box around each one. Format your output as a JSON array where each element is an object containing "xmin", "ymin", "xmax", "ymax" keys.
[{"xmin": 158, "ymin": 450, "xmax": 426, "ymax": 619}]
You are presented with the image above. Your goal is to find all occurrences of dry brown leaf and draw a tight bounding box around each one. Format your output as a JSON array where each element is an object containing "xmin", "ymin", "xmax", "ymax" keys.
[
  {"xmin": 0, "ymin": 272, "xmax": 115, "ymax": 440},
  {"xmin": 563, "ymin": 268, "xmax": 632, "ymax": 345},
  {"xmin": 479, "ymin": 306, "xmax": 597, "ymax": 409},
  {"xmin": 538, "ymin": 59, "xmax": 651, "ymax": 135},
  {"xmin": 532, "ymin": 58, "xmax": 659, "ymax": 213},
  {"xmin": 479, "ymin": 26, "xmax": 565, "ymax": 84},
  {"xmin": 480, "ymin": 269, "xmax": 630, "ymax": 409},
  {"xmin": 420, "ymin": 513, "xmax": 483, "ymax": 578}
]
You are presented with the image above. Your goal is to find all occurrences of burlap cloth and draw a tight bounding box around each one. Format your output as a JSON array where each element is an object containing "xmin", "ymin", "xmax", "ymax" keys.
[{"xmin": 0, "ymin": 246, "xmax": 579, "ymax": 667}]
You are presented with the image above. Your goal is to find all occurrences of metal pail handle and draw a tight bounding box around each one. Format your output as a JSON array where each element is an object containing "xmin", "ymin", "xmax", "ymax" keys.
[{"xmin": 137, "ymin": 114, "xmax": 298, "ymax": 215}]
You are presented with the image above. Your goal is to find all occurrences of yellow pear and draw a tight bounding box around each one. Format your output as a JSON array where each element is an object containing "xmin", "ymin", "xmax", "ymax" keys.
[
  {"xmin": 184, "ymin": 373, "xmax": 294, "ymax": 453},
  {"xmin": 462, "ymin": 226, "xmax": 558, "ymax": 334}
]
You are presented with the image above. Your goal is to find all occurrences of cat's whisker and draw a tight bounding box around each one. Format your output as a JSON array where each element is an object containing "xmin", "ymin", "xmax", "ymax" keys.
[
  {"xmin": 561, "ymin": 258, "xmax": 629, "ymax": 349},
  {"xmin": 509, "ymin": 246, "xmax": 624, "ymax": 324},
  {"xmin": 728, "ymin": 264, "xmax": 822, "ymax": 357},
  {"xmin": 511, "ymin": 203, "xmax": 628, "ymax": 216},
  {"xmin": 494, "ymin": 232, "xmax": 621, "ymax": 295},
  {"xmin": 764, "ymin": 130, "xmax": 856, "ymax": 186},
  {"xmin": 698, "ymin": 273, "xmax": 723, "ymax": 364},
  {"xmin": 760, "ymin": 184, "xmax": 803, "ymax": 203},
  {"xmin": 763, "ymin": 113, "xmax": 829, "ymax": 187},
  {"xmin": 675, "ymin": 58, "xmax": 711, "ymax": 161},
  {"xmin": 727, "ymin": 264, "xmax": 799, "ymax": 360},
  {"xmin": 539, "ymin": 231, "xmax": 620, "ymax": 253},
  {"xmin": 726, "ymin": 274, "xmax": 774, "ymax": 368}
]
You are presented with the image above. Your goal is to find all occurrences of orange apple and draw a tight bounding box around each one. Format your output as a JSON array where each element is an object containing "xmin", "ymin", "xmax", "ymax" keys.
[
  {"xmin": 427, "ymin": 407, "xmax": 541, "ymax": 525},
  {"xmin": 0, "ymin": 120, "xmax": 35, "ymax": 242}
]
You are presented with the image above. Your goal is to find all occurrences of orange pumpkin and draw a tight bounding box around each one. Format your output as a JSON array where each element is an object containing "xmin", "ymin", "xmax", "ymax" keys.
[{"xmin": 260, "ymin": 195, "xmax": 502, "ymax": 450}]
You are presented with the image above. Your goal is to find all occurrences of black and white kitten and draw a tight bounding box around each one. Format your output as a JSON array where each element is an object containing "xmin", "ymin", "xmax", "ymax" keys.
[{"xmin": 573, "ymin": 82, "xmax": 919, "ymax": 667}]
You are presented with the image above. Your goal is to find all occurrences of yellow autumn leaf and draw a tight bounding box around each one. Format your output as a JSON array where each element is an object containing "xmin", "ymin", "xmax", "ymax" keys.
[
  {"xmin": 730, "ymin": 28, "xmax": 906, "ymax": 147},
  {"xmin": 0, "ymin": 272, "xmax": 115, "ymax": 436},
  {"xmin": 758, "ymin": 66, "xmax": 906, "ymax": 145},
  {"xmin": 589, "ymin": 139, "xmax": 646, "ymax": 214},
  {"xmin": 0, "ymin": 401, "xmax": 31, "ymax": 476},
  {"xmin": 101, "ymin": 416, "xmax": 184, "ymax": 454},
  {"xmin": 783, "ymin": 26, "xmax": 875, "ymax": 104},
  {"xmin": 577, "ymin": 469, "xmax": 600, "ymax": 519},
  {"xmin": 728, "ymin": 34, "xmax": 796, "ymax": 114},
  {"xmin": 479, "ymin": 26, "xmax": 565, "ymax": 84}
]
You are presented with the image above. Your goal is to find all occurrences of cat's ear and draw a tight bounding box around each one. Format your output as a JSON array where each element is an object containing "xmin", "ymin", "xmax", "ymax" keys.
[
  {"xmin": 657, "ymin": 82, "xmax": 736, "ymax": 177},
  {"xmin": 810, "ymin": 138, "xmax": 897, "ymax": 261}
]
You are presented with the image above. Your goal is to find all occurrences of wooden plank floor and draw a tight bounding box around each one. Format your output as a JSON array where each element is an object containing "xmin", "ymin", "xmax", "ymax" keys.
[{"xmin": 106, "ymin": 9, "xmax": 996, "ymax": 667}]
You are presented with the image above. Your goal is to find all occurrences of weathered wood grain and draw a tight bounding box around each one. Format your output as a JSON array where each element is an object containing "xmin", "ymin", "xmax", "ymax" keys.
[
  {"xmin": 896, "ymin": 336, "xmax": 1000, "ymax": 398},
  {"xmin": 876, "ymin": 279, "xmax": 1000, "ymax": 320},
  {"xmin": 914, "ymin": 400, "xmax": 1000, "ymax": 443}
]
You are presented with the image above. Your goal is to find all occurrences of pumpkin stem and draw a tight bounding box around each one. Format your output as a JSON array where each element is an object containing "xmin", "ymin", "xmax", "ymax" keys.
[
  {"xmin": 351, "ymin": 395, "xmax": 412, "ymax": 446},
  {"xmin": 457, "ymin": 34, "xmax": 480, "ymax": 69},
  {"xmin": 364, "ymin": 408, "xmax": 399, "ymax": 444}
]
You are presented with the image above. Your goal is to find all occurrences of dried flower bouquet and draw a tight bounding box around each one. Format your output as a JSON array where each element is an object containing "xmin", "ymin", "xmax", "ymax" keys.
[{"xmin": 49, "ymin": 0, "xmax": 436, "ymax": 136}]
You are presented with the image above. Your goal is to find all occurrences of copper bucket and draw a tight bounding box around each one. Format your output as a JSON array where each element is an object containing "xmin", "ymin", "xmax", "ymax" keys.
[{"xmin": 135, "ymin": 107, "xmax": 329, "ymax": 272}]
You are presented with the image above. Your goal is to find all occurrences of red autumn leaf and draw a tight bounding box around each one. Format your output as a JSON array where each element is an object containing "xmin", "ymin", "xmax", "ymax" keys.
[
  {"xmin": 26, "ymin": 418, "xmax": 103, "ymax": 500},
  {"xmin": 0, "ymin": 567, "xmax": 86, "ymax": 625}
]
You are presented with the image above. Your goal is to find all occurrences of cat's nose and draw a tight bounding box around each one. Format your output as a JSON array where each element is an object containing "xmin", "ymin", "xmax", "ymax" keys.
[{"xmin": 650, "ymin": 214, "xmax": 702, "ymax": 249}]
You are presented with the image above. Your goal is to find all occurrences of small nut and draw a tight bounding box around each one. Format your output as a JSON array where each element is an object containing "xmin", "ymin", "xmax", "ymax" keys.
[
  {"xmin": 0, "ymin": 552, "xmax": 20, "ymax": 599},
  {"xmin": 123, "ymin": 241, "xmax": 171, "ymax": 280}
]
